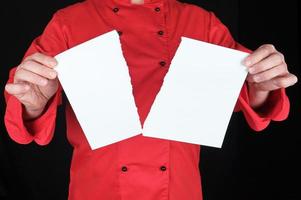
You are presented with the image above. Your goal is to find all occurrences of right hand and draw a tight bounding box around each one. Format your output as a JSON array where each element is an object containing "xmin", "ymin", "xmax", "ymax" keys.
[{"xmin": 5, "ymin": 53, "xmax": 59, "ymax": 119}]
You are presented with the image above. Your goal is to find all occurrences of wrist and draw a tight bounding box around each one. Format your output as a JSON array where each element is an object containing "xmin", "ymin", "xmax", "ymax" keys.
[
  {"xmin": 247, "ymin": 82, "xmax": 270, "ymax": 109},
  {"xmin": 23, "ymin": 104, "xmax": 46, "ymax": 120}
]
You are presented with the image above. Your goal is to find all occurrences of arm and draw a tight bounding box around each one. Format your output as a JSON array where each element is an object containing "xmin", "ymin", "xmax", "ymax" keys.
[
  {"xmin": 4, "ymin": 11, "xmax": 68, "ymax": 145},
  {"xmin": 207, "ymin": 12, "xmax": 297, "ymax": 131}
]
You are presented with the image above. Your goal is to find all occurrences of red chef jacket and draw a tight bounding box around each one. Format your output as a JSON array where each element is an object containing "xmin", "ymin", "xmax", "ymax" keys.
[{"xmin": 4, "ymin": 0, "xmax": 290, "ymax": 199}]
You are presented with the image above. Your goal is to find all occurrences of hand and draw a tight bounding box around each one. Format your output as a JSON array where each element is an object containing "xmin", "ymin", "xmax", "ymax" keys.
[
  {"xmin": 5, "ymin": 53, "xmax": 59, "ymax": 119},
  {"xmin": 243, "ymin": 44, "xmax": 298, "ymax": 108}
]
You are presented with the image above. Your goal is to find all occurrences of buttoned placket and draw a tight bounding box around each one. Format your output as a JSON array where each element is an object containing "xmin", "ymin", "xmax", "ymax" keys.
[
  {"xmin": 110, "ymin": 1, "xmax": 170, "ymax": 69},
  {"xmin": 110, "ymin": 2, "xmax": 170, "ymax": 199},
  {"xmin": 149, "ymin": 4, "xmax": 170, "ymax": 197},
  {"xmin": 154, "ymin": 1, "xmax": 170, "ymax": 69}
]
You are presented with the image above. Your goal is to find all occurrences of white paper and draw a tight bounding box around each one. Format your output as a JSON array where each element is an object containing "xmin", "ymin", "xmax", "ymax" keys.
[
  {"xmin": 55, "ymin": 31, "xmax": 248, "ymax": 150},
  {"xmin": 54, "ymin": 31, "xmax": 142, "ymax": 149},
  {"xmin": 142, "ymin": 37, "xmax": 249, "ymax": 148}
]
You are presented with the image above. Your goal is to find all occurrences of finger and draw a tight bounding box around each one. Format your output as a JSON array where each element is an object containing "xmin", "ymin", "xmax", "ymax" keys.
[
  {"xmin": 244, "ymin": 44, "xmax": 277, "ymax": 67},
  {"xmin": 273, "ymin": 73, "xmax": 298, "ymax": 88},
  {"xmin": 251, "ymin": 73, "xmax": 298, "ymax": 91},
  {"xmin": 14, "ymin": 68, "xmax": 49, "ymax": 86},
  {"xmin": 5, "ymin": 83, "xmax": 30, "ymax": 95},
  {"xmin": 25, "ymin": 52, "xmax": 57, "ymax": 68},
  {"xmin": 248, "ymin": 64, "xmax": 288, "ymax": 83},
  {"xmin": 248, "ymin": 52, "xmax": 285, "ymax": 74},
  {"xmin": 19, "ymin": 60, "xmax": 57, "ymax": 79}
]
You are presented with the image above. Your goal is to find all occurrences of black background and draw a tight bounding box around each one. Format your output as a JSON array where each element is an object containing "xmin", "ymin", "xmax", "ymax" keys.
[{"xmin": 0, "ymin": 0, "xmax": 300, "ymax": 199}]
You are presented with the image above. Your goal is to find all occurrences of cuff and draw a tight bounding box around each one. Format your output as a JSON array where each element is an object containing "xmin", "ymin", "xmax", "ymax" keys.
[
  {"xmin": 235, "ymin": 86, "xmax": 290, "ymax": 131},
  {"xmin": 4, "ymin": 91, "xmax": 61, "ymax": 145}
]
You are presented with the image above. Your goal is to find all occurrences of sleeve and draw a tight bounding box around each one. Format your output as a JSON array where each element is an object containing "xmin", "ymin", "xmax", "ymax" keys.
[
  {"xmin": 4, "ymin": 11, "xmax": 68, "ymax": 145},
  {"xmin": 207, "ymin": 12, "xmax": 290, "ymax": 131}
]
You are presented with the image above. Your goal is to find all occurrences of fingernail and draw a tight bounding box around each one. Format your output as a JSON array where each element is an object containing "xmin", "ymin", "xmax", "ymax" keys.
[{"xmin": 24, "ymin": 85, "xmax": 30, "ymax": 90}]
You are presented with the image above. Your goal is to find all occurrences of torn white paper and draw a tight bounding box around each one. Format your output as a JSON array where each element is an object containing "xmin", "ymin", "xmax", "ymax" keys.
[
  {"xmin": 55, "ymin": 31, "xmax": 248, "ymax": 150},
  {"xmin": 142, "ymin": 37, "xmax": 249, "ymax": 148},
  {"xmin": 54, "ymin": 31, "xmax": 142, "ymax": 149}
]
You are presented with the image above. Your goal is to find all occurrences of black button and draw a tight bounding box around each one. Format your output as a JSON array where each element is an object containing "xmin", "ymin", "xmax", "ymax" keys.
[
  {"xmin": 121, "ymin": 166, "xmax": 128, "ymax": 172},
  {"xmin": 157, "ymin": 30, "xmax": 164, "ymax": 36},
  {"xmin": 159, "ymin": 61, "xmax": 166, "ymax": 67},
  {"xmin": 160, "ymin": 166, "xmax": 167, "ymax": 171},
  {"xmin": 117, "ymin": 31, "xmax": 123, "ymax": 35},
  {"xmin": 154, "ymin": 7, "xmax": 160, "ymax": 12},
  {"xmin": 113, "ymin": 7, "xmax": 119, "ymax": 13}
]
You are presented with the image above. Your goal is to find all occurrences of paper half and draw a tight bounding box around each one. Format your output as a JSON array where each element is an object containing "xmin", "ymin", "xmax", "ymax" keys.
[
  {"xmin": 142, "ymin": 37, "xmax": 249, "ymax": 148},
  {"xmin": 54, "ymin": 31, "xmax": 142, "ymax": 149}
]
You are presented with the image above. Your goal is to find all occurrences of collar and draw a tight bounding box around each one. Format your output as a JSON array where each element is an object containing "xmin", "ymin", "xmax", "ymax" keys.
[
  {"xmin": 115, "ymin": 0, "xmax": 166, "ymax": 4},
  {"xmin": 89, "ymin": 0, "xmax": 179, "ymax": 30},
  {"xmin": 91, "ymin": 0, "xmax": 177, "ymax": 7}
]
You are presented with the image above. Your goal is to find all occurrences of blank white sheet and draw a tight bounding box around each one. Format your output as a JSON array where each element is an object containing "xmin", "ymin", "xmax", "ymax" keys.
[
  {"xmin": 142, "ymin": 37, "xmax": 249, "ymax": 148},
  {"xmin": 54, "ymin": 31, "xmax": 142, "ymax": 150}
]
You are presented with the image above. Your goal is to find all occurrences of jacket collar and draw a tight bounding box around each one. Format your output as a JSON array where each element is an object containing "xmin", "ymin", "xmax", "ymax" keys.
[
  {"xmin": 115, "ymin": 0, "xmax": 166, "ymax": 4},
  {"xmin": 91, "ymin": 0, "xmax": 176, "ymax": 6}
]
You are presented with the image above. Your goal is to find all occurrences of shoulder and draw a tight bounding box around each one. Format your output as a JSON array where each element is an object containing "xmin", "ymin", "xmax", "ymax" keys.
[
  {"xmin": 174, "ymin": 1, "xmax": 216, "ymax": 41},
  {"xmin": 54, "ymin": 1, "xmax": 92, "ymax": 23},
  {"xmin": 50, "ymin": 1, "xmax": 109, "ymax": 47},
  {"xmin": 177, "ymin": 1, "xmax": 212, "ymax": 20}
]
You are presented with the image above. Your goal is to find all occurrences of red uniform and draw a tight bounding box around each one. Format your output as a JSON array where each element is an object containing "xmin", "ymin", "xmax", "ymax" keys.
[{"xmin": 4, "ymin": 0, "xmax": 290, "ymax": 199}]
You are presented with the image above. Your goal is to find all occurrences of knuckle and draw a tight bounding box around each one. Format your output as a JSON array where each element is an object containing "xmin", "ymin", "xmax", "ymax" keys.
[
  {"xmin": 262, "ymin": 47, "xmax": 270, "ymax": 55},
  {"xmin": 274, "ymin": 52, "xmax": 285, "ymax": 63},
  {"xmin": 260, "ymin": 74, "xmax": 268, "ymax": 81},
  {"xmin": 33, "ymin": 52, "xmax": 42, "ymax": 57},
  {"xmin": 41, "ymin": 56, "xmax": 52, "ymax": 65},
  {"xmin": 278, "ymin": 52, "xmax": 285, "ymax": 60},
  {"xmin": 14, "ymin": 68, "xmax": 24, "ymax": 77},
  {"xmin": 266, "ymin": 44, "xmax": 275, "ymax": 50},
  {"xmin": 268, "ymin": 44, "xmax": 275, "ymax": 50},
  {"xmin": 262, "ymin": 44, "xmax": 275, "ymax": 54},
  {"xmin": 24, "ymin": 55, "xmax": 33, "ymax": 61},
  {"xmin": 281, "ymin": 63, "xmax": 288, "ymax": 73},
  {"xmin": 4, "ymin": 84, "xmax": 11, "ymax": 92},
  {"xmin": 275, "ymin": 63, "xmax": 288, "ymax": 76},
  {"xmin": 13, "ymin": 72, "xmax": 21, "ymax": 82},
  {"xmin": 21, "ymin": 60, "xmax": 33, "ymax": 68},
  {"xmin": 16, "ymin": 64, "xmax": 22, "ymax": 71},
  {"xmin": 28, "ymin": 53, "xmax": 38, "ymax": 60},
  {"xmin": 33, "ymin": 52, "xmax": 46, "ymax": 62},
  {"xmin": 252, "ymin": 65, "xmax": 263, "ymax": 73},
  {"xmin": 38, "ymin": 54, "xmax": 47, "ymax": 62}
]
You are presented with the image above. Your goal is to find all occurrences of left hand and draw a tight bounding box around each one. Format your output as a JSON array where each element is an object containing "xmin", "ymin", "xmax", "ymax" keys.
[{"xmin": 243, "ymin": 44, "xmax": 298, "ymax": 108}]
